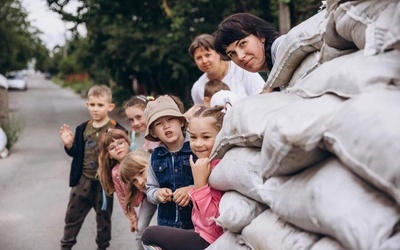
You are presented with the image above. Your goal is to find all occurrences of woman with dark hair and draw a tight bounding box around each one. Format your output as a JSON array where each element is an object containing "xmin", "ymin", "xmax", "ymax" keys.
[
  {"xmin": 214, "ymin": 13, "xmax": 282, "ymax": 73},
  {"xmin": 188, "ymin": 33, "xmax": 265, "ymax": 105}
]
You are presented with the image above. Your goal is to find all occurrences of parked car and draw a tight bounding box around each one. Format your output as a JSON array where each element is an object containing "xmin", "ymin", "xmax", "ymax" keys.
[{"xmin": 6, "ymin": 72, "xmax": 27, "ymax": 91}]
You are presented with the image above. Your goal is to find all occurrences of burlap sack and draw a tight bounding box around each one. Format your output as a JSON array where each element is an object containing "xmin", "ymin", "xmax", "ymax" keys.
[{"xmin": 259, "ymin": 157, "xmax": 400, "ymax": 250}]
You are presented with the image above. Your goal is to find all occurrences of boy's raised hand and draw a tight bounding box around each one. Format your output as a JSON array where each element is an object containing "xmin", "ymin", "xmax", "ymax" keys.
[
  {"xmin": 189, "ymin": 155, "xmax": 210, "ymax": 189},
  {"xmin": 60, "ymin": 124, "xmax": 74, "ymax": 149},
  {"xmin": 157, "ymin": 188, "xmax": 173, "ymax": 203}
]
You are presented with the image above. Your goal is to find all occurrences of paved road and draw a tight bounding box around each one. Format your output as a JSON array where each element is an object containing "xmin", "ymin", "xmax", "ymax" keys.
[{"xmin": 0, "ymin": 75, "xmax": 154, "ymax": 250}]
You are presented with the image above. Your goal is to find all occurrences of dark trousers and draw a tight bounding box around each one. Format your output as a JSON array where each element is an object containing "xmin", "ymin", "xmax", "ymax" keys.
[
  {"xmin": 141, "ymin": 225, "xmax": 210, "ymax": 250},
  {"xmin": 60, "ymin": 175, "xmax": 113, "ymax": 249}
]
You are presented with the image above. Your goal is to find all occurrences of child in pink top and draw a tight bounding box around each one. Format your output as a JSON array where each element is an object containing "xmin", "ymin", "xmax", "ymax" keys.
[
  {"xmin": 142, "ymin": 106, "xmax": 226, "ymax": 250},
  {"xmin": 98, "ymin": 129, "xmax": 136, "ymax": 225},
  {"xmin": 98, "ymin": 129, "xmax": 157, "ymax": 250}
]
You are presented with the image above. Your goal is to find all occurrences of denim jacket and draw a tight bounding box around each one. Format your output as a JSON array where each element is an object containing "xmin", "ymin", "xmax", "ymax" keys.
[{"xmin": 146, "ymin": 138, "xmax": 196, "ymax": 229}]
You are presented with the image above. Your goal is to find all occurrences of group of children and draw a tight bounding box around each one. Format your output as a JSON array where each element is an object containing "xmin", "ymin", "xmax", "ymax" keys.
[{"xmin": 59, "ymin": 84, "xmax": 228, "ymax": 250}]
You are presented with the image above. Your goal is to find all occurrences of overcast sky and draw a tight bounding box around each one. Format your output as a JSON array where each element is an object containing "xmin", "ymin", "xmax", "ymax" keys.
[{"xmin": 21, "ymin": 0, "xmax": 85, "ymax": 50}]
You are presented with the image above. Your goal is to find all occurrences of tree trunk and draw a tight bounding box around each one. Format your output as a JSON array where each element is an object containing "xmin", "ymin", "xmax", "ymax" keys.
[{"xmin": 279, "ymin": 0, "xmax": 291, "ymax": 34}]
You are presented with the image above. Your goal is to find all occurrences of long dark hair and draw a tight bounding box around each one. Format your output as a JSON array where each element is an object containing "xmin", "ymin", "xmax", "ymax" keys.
[{"xmin": 214, "ymin": 13, "xmax": 280, "ymax": 71}]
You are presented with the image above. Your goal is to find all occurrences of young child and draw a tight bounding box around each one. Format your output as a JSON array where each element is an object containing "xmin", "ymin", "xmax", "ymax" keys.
[
  {"xmin": 119, "ymin": 150, "xmax": 156, "ymax": 250},
  {"xmin": 204, "ymin": 79, "xmax": 239, "ymax": 107},
  {"xmin": 144, "ymin": 95, "xmax": 196, "ymax": 229},
  {"xmin": 124, "ymin": 95, "xmax": 159, "ymax": 152},
  {"xmin": 98, "ymin": 130, "xmax": 156, "ymax": 250},
  {"xmin": 59, "ymin": 84, "xmax": 127, "ymax": 250},
  {"xmin": 203, "ymin": 79, "xmax": 230, "ymax": 107},
  {"xmin": 141, "ymin": 106, "xmax": 226, "ymax": 250}
]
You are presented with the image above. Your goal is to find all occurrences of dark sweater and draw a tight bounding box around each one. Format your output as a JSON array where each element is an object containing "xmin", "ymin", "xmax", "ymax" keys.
[{"xmin": 64, "ymin": 119, "xmax": 127, "ymax": 187}]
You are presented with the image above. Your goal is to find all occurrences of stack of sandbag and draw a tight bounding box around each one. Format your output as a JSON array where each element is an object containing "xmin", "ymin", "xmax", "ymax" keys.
[{"xmin": 207, "ymin": 1, "xmax": 400, "ymax": 249}]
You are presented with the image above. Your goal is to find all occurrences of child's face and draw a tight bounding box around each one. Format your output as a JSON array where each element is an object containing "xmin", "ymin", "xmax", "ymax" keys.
[
  {"xmin": 86, "ymin": 95, "xmax": 115, "ymax": 123},
  {"xmin": 188, "ymin": 116, "xmax": 219, "ymax": 158},
  {"xmin": 125, "ymin": 105, "xmax": 146, "ymax": 133},
  {"xmin": 108, "ymin": 138, "xmax": 130, "ymax": 162},
  {"xmin": 150, "ymin": 116, "xmax": 184, "ymax": 148},
  {"xmin": 129, "ymin": 167, "xmax": 147, "ymax": 192}
]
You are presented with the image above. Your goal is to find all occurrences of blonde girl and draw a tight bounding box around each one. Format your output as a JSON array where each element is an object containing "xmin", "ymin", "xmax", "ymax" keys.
[
  {"xmin": 119, "ymin": 150, "xmax": 157, "ymax": 250},
  {"xmin": 124, "ymin": 95, "xmax": 159, "ymax": 152},
  {"xmin": 142, "ymin": 106, "xmax": 226, "ymax": 250}
]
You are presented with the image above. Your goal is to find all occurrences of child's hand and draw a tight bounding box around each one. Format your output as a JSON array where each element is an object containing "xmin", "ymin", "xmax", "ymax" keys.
[
  {"xmin": 173, "ymin": 186, "xmax": 191, "ymax": 207},
  {"xmin": 189, "ymin": 155, "xmax": 211, "ymax": 189},
  {"xmin": 60, "ymin": 124, "xmax": 74, "ymax": 149},
  {"xmin": 130, "ymin": 221, "xmax": 138, "ymax": 232},
  {"xmin": 157, "ymin": 188, "xmax": 173, "ymax": 203}
]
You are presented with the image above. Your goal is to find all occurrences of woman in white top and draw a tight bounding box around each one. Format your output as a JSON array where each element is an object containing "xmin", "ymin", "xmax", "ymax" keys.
[{"xmin": 188, "ymin": 34, "xmax": 265, "ymax": 105}]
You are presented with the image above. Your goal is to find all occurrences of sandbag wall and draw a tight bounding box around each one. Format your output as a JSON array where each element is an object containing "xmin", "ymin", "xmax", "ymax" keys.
[{"xmin": 207, "ymin": 1, "xmax": 400, "ymax": 249}]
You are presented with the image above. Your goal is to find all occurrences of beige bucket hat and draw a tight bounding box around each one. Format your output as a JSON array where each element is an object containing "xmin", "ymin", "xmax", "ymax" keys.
[{"xmin": 144, "ymin": 95, "xmax": 186, "ymax": 141}]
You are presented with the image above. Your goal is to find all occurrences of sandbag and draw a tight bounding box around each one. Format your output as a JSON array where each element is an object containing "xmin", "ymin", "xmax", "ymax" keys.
[
  {"xmin": 239, "ymin": 209, "xmax": 320, "ymax": 250},
  {"xmin": 381, "ymin": 3, "xmax": 400, "ymax": 52},
  {"xmin": 286, "ymin": 51, "xmax": 320, "ymax": 87},
  {"xmin": 260, "ymin": 94, "xmax": 343, "ymax": 179},
  {"xmin": 206, "ymin": 231, "xmax": 250, "ymax": 250},
  {"xmin": 0, "ymin": 127, "xmax": 9, "ymax": 159},
  {"xmin": 209, "ymin": 147, "xmax": 265, "ymax": 203},
  {"xmin": 216, "ymin": 191, "xmax": 267, "ymax": 233},
  {"xmin": 210, "ymin": 92, "xmax": 300, "ymax": 160},
  {"xmin": 324, "ymin": 0, "xmax": 398, "ymax": 55},
  {"xmin": 310, "ymin": 237, "xmax": 346, "ymax": 250},
  {"xmin": 265, "ymin": 10, "xmax": 327, "ymax": 90},
  {"xmin": 287, "ymin": 49, "xmax": 400, "ymax": 98},
  {"xmin": 259, "ymin": 157, "xmax": 400, "ymax": 250},
  {"xmin": 324, "ymin": 88, "xmax": 400, "ymax": 205}
]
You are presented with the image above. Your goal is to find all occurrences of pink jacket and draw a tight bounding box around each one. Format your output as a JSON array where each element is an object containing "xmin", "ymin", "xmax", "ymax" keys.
[
  {"xmin": 112, "ymin": 164, "xmax": 144, "ymax": 225},
  {"xmin": 188, "ymin": 159, "xmax": 223, "ymax": 244}
]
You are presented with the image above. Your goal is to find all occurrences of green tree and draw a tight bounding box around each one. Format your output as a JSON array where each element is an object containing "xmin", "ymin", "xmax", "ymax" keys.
[
  {"xmin": 0, "ymin": 0, "xmax": 50, "ymax": 74},
  {"xmin": 46, "ymin": 0, "xmax": 320, "ymax": 105}
]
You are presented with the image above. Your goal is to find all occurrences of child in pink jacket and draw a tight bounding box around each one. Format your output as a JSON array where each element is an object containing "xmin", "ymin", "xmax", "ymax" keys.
[{"xmin": 142, "ymin": 106, "xmax": 226, "ymax": 250}]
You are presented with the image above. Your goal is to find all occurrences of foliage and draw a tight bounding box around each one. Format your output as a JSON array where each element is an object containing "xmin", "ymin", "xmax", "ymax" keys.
[
  {"xmin": 52, "ymin": 75, "xmax": 94, "ymax": 98},
  {"xmin": 1, "ymin": 113, "xmax": 23, "ymax": 149},
  {"xmin": 0, "ymin": 0, "xmax": 50, "ymax": 74},
  {"xmin": 46, "ymin": 0, "xmax": 321, "ymax": 105}
]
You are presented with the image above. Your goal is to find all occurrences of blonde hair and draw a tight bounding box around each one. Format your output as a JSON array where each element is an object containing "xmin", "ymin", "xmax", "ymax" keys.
[
  {"xmin": 98, "ymin": 129, "xmax": 130, "ymax": 195},
  {"xmin": 204, "ymin": 79, "xmax": 230, "ymax": 99},
  {"xmin": 119, "ymin": 150, "xmax": 150, "ymax": 217},
  {"xmin": 88, "ymin": 85, "xmax": 113, "ymax": 102}
]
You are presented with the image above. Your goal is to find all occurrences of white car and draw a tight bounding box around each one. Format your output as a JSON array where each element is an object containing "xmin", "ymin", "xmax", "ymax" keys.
[{"xmin": 6, "ymin": 72, "xmax": 27, "ymax": 90}]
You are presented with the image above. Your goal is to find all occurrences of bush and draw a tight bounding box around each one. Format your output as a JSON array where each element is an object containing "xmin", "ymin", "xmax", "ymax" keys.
[{"xmin": 1, "ymin": 113, "xmax": 23, "ymax": 150}]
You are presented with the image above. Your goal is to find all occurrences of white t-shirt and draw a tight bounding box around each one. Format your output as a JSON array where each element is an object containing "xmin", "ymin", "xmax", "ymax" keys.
[{"xmin": 191, "ymin": 61, "xmax": 265, "ymax": 105}]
